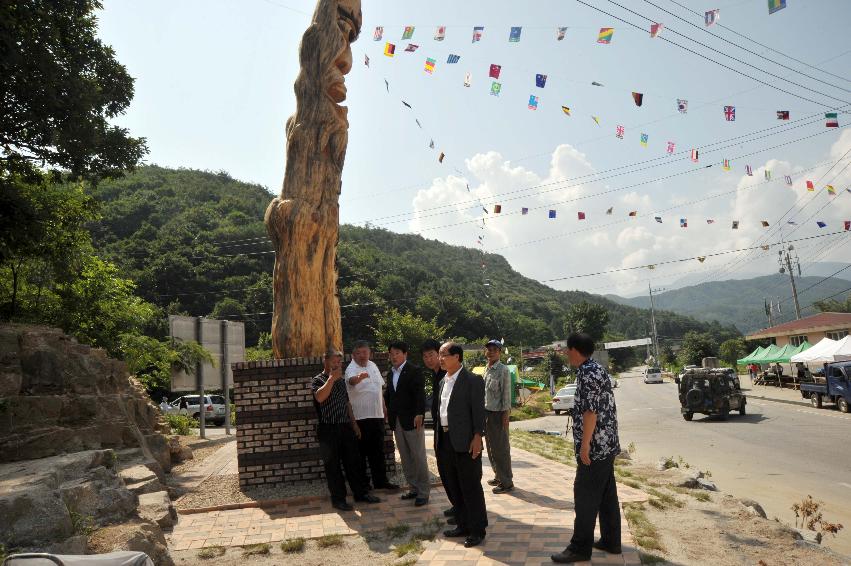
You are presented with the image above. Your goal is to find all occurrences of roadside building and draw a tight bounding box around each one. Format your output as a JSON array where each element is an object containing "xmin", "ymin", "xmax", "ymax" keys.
[{"xmin": 746, "ymin": 312, "xmax": 851, "ymax": 347}]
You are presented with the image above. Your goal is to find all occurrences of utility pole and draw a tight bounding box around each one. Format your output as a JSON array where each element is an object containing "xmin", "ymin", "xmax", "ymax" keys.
[
  {"xmin": 778, "ymin": 245, "xmax": 802, "ymax": 320},
  {"xmin": 648, "ymin": 283, "xmax": 662, "ymax": 365}
]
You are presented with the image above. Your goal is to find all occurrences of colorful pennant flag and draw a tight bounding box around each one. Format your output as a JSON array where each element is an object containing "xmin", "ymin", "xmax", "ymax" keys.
[
  {"xmin": 536, "ymin": 74, "xmax": 547, "ymax": 88},
  {"xmin": 578, "ymin": 212, "xmax": 586, "ymax": 220},
  {"xmin": 447, "ymin": 54, "xmax": 460, "ymax": 64},
  {"xmin": 489, "ymin": 64, "xmax": 501, "ymax": 79},
  {"xmin": 765, "ymin": 170, "xmax": 771, "ymax": 180},
  {"xmin": 429, "ymin": 139, "xmax": 434, "ymax": 149},
  {"xmin": 677, "ymin": 99, "xmax": 688, "ymax": 114},
  {"xmin": 384, "ymin": 42, "xmax": 396, "ymax": 57},
  {"xmin": 592, "ymin": 116, "xmax": 601, "ymax": 126},
  {"xmin": 826, "ymin": 112, "xmax": 839, "ymax": 127},
  {"xmin": 632, "ymin": 92, "xmax": 644, "ymax": 107},
  {"xmin": 424, "ymin": 57, "xmax": 436, "ymax": 74},
  {"xmin": 640, "ymin": 133, "xmax": 648, "ymax": 147},
  {"xmin": 650, "ymin": 22, "xmax": 663, "ymax": 37},
  {"xmin": 557, "ymin": 27, "xmax": 567, "ymax": 41},
  {"xmin": 690, "ymin": 149, "xmax": 699, "ymax": 162},
  {"xmin": 616, "ymin": 125, "xmax": 625, "ymax": 139},
  {"xmin": 722, "ymin": 159, "xmax": 731, "ymax": 171},
  {"xmin": 373, "ymin": 26, "xmax": 383, "ymax": 41},
  {"xmin": 760, "ymin": 245, "xmax": 770, "ymax": 250},
  {"xmin": 606, "ymin": 207, "xmax": 613, "ymax": 215},
  {"xmin": 562, "ymin": 106, "xmax": 571, "ymax": 116},
  {"xmin": 629, "ymin": 211, "xmax": 638, "ymax": 217},
  {"xmin": 493, "ymin": 204, "xmax": 502, "ymax": 214},
  {"xmin": 490, "ymin": 81, "xmax": 501, "ymax": 96},
  {"xmin": 666, "ymin": 141, "xmax": 676, "ymax": 154},
  {"xmin": 785, "ymin": 175, "xmax": 793, "ymax": 186},
  {"xmin": 768, "ymin": 0, "xmax": 787, "ymax": 14},
  {"xmin": 817, "ymin": 221, "xmax": 827, "ymax": 228},
  {"xmin": 404, "ymin": 43, "xmax": 419, "ymax": 52},
  {"xmin": 746, "ymin": 164, "xmax": 753, "ymax": 176},
  {"xmin": 724, "ymin": 105, "xmax": 736, "ymax": 121},
  {"xmin": 761, "ymin": 220, "xmax": 770, "ymax": 227},
  {"xmin": 548, "ymin": 210, "xmax": 557, "ymax": 219},
  {"xmin": 472, "ymin": 26, "xmax": 484, "ymax": 43},
  {"xmin": 844, "ymin": 220, "xmax": 850, "ymax": 231},
  {"xmin": 697, "ymin": 256, "xmax": 706, "ymax": 263},
  {"xmin": 680, "ymin": 218, "xmax": 688, "ymax": 228},
  {"xmin": 827, "ymin": 185, "xmax": 836, "ymax": 195},
  {"xmin": 648, "ymin": 265, "xmax": 656, "ymax": 270},
  {"xmin": 435, "ymin": 26, "xmax": 446, "ymax": 41},
  {"xmin": 509, "ymin": 27, "xmax": 522, "ymax": 42},
  {"xmin": 706, "ymin": 219, "xmax": 715, "ymax": 224},
  {"xmin": 597, "ymin": 28, "xmax": 614, "ymax": 44},
  {"xmin": 528, "ymin": 95, "xmax": 539, "ymax": 110},
  {"xmin": 705, "ymin": 9, "xmax": 720, "ymax": 26},
  {"xmin": 732, "ymin": 220, "xmax": 739, "ymax": 229},
  {"xmin": 777, "ymin": 110, "xmax": 790, "ymax": 120},
  {"xmin": 806, "ymin": 180, "xmax": 814, "ymax": 191},
  {"xmin": 438, "ymin": 152, "xmax": 445, "ymax": 163},
  {"xmin": 464, "ymin": 72, "xmax": 472, "ymax": 87},
  {"xmin": 402, "ymin": 26, "xmax": 415, "ymax": 40},
  {"xmin": 654, "ymin": 216, "xmax": 662, "ymax": 223},
  {"xmin": 364, "ymin": 54, "xmax": 369, "ymax": 67},
  {"xmin": 522, "ymin": 208, "xmax": 529, "ymax": 215}
]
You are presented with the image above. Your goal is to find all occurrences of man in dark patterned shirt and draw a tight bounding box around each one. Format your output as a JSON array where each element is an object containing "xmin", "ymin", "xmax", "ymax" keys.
[
  {"xmin": 312, "ymin": 349, "xmax": 381, "ymax": 511},
  {"xmin": 552, "ymin": 333, "xmax": 622, "ymax": 563}
]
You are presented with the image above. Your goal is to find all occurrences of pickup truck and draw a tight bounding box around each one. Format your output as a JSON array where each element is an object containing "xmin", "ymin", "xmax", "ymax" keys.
[{"xmin": 800, "ymin": 361, "xmax": 851, "ymax": 413}]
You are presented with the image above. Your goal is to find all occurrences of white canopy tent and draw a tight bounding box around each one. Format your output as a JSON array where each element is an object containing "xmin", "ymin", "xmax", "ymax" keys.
[
  {"xmin": 833, "ymin": 335, "xmax": 851, "ymax": 362},
  {"xmin": 790, "ymin": 337, "xmax": 837, "ymax": 363}
]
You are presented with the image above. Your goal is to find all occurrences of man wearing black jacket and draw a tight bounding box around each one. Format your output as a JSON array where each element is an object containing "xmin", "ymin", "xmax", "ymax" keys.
[
  {"xmin": 384, "ymin": 341, "xmax": 430, "ymax": 506},
  {"xmin": 422, "ymin": 339, "xmax": 453, "ymax": 517},
  {"xmin": 437, "ymin": 341, "xmax": 488, "ymax": 548}
]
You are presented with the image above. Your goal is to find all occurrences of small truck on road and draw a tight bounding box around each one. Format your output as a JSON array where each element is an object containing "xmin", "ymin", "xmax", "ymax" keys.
[{"xmin": 800, "ymin": 361, "xmax": 851, "ymax": 412}]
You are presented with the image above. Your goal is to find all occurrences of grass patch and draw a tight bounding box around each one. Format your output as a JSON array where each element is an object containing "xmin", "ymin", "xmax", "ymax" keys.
[
  {"xmin": 412, "ymin": 516, "xmax": 444, "ymax": 541},
  {"xmin": 509, "ymin": 429, "xmax": 576, "ymax": 467},
  {"xmin": 197, "ymin": 546, "xmax": 226, "ymax": 559},
  {"xmin": 241, "ymin": 543, "xmax": 270, "ymax": 556},
  {"xmin": 280, "ymin": 538, "xmax": 306, "ymax": 553},
  {"xmin": 386, "ymin": 523, "xmax": 411, "ymax": 538},
  {"xmin": 317, "ymin": 534, "xmax": 344, "ymax": 548},
  {"xmin": 394, "ymin": 539, "xmax": 424, "ymax": 557},
  {"xmin": 669, "ymin": 485, "xmax": 711, "ymax": 502},
  {"xmin": 692, "ymin": 491, "xmax": 711, "ymax": 502},
  {"xmin": 639, "ymin": 550, "xmax": 668, "ymax": 564},
  {"xmin": 624, "ymin": 479, "xmax": 642, "ymax": 489},
  {"xmin": 510, "ymin": 391, "xmax": 553, "ymax": 421},
  {"xmin": 646, "ymin": 488, "xmax": 683, "ymax": 509},
  {"xmin": 396, "ymin": 558, "xmax": 418, "ymax": 566},
  {"xmin": 624, "ymin": 503, "xmax": 666, "ymax": 553}
]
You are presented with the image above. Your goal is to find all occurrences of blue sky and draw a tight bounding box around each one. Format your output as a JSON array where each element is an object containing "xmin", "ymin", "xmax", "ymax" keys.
[{"xmin": 97, "ymin": 0, "xmax": 851, "ymax": 298}]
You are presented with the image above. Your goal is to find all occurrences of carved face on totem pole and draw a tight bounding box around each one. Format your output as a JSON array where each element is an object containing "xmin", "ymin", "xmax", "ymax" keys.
[{"xmin": 325, "ymin": 0, "xmax": 361, "ymax": 118}]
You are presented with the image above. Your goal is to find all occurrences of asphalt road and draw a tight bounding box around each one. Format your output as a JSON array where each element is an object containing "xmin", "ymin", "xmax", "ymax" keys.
[{"xmin": 511, "ymin": 367, "xmax": 851, "ymax": 557}]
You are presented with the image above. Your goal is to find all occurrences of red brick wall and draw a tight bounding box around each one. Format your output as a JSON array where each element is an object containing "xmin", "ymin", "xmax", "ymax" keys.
[{"xmin": 232, "ymin": 353, "xmax": 395, "ymax": 488}]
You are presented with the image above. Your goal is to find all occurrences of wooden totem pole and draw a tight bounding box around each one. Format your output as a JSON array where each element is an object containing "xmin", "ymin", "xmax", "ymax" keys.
[{"xmin": 265, "ymin": 0, "xmax": 362, "ymax": 358}]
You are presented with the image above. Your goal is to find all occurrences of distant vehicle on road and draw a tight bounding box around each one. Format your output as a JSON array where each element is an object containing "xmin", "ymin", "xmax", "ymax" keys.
[
  {"xmin": 552, "ymin": 385, "xmax": 577, "ymax": 415},
  {"xmin": 675, "ymin": 368, "xmax": 746, "ymax": 421},
  {"xmin": 644, "ymin": 367, "xmax": 663, "ymax": 384},
  {"xmin": 166, "ymin": 394, "xmax": 227, "ymax": 426},
  {"xmin": 610, "ymin": 376, "xmax": 619, "ymax": 388},
  {"xmin": 800, "ymin": 362, "xmax": 851, "ymax": 412}
]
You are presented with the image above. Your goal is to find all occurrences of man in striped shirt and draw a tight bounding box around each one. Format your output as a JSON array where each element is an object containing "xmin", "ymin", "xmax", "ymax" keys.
[{"xmin": 313, "ymin": 349, "xmax": 381, "ymax": 511}]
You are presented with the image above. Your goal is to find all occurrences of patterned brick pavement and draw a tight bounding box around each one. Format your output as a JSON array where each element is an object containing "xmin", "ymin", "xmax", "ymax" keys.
[{"xmin": 170, "ymin": 446, "xmax": 646, "ymax": 565}]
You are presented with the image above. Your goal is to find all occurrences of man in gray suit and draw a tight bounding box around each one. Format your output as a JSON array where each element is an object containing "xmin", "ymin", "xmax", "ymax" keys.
[{"xmin": 437, "ymin": 341, "xmax": 488, "ymax": 548}]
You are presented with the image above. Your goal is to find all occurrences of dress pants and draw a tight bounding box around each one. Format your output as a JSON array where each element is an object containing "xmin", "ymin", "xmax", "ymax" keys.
[
  {"xmin": 317, "ymin": 422, "xmax": 368, "ymax": 504},
  {"xmin": 567, "ymin": 454, "xmax": 621, "ymax": 556},
  {"xmin": 437, "ymin": 426, "xmax": 487, "ymax": 537},
  {"xmin": 357, "ymin": 417, "xmax": 389, "ymax": 488},
  {"xmin": 394, "ymin": 421, "xmax": 430, "ymax": 498},
  {"xmin": 434, "ymin": 426, "xmax": 455, "ymax": 509},
  {"xmin": 485, "ymin": 410, "xmax": 513, "ymax": 486}
]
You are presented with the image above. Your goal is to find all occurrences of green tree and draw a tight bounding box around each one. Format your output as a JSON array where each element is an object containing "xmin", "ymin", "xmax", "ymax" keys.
[
  {"xmin": 678, "ymin": 331, "xmax": 718, "ymax": 366},
  {"xmin": 563, "ymin": 301, "xmax": 610, "ymax": 343},
  {"xmin": 718, "ymin": 337, "xmax": 747, "ymax": 367},
  {"xmin": 372, "ymin": 309, "xmax": 448, "ymax": 352},
  {"xmin": 813, "ymin": 293, "xmax": 851, "ymax": 314},
  {"xmin": 660, "ymin": 344, "xmax": 677, "ymax": 370},
  {"xmin": 119, "ymin": 334, "xmax": 214, "ymax": 397}
]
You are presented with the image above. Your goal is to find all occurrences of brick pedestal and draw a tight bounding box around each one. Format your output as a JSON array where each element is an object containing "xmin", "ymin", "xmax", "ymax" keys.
[{"xmin": 232, "ymin": 354, "xmax": 395, "ymax": 488}]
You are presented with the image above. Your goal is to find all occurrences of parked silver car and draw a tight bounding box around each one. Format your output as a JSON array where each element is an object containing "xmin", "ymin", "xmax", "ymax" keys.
[{"xmin": 166, "ymin": 394, "xmax": 227, "ymax": 426}]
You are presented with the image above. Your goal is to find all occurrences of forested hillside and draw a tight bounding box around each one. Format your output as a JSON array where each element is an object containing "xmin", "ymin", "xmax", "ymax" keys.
[{"xmin": 88, "ymin": 166, "xmax": 740, "ymax": 348}]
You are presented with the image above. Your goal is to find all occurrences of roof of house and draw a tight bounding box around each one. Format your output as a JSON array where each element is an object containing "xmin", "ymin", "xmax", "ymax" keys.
[{"xmin": 746, "ymin": 312, "xmax": 851, "ymax": 340}]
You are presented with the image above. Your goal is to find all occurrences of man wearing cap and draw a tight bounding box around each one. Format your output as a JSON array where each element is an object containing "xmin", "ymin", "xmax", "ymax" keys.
[{"xmin": 483, "ymin": 339, "xmax": 514, "ymax": 493}]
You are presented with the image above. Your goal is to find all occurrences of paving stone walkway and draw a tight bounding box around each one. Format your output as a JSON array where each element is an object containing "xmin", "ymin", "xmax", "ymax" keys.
[{"xmin": 170, "ymin": 443, "xmax": 647, "ymax": 565}]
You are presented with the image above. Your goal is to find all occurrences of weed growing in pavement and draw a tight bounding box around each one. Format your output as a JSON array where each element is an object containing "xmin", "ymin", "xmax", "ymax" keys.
[
  {"xmin": 317, "ymin": 534, "xmax": 344, "ymax": 548},
  {"xmin": 509, "ymin": 430, "xmax": 576, "ymax": 466},
  {"xmin": 197, "ymin": 546, "xmax": 226, "ymax": 559},
  {"xmin": 661, "ymin": 456, "xmax": 678, "ymax": 470},
  {"xmin": 396, "ymin": 558, "xmax": 418, "ymax": 566},
  {"xmin": 385, "ymin": 523, "xmax": 411, "ymax": 538},
  {"xmin": 394, "ymin": 539, "xmax": 424, "ymax": 557},
  {"xmin": 693, "ymin": 491, "xmax": 711, "ymax": 502},
  {"xmin": 792, "ymin": 495, "xmax": 845, "ymax": 537},
  {"xmin": 412, "ymin": 516, "xmax": 444, "ymax": 541},
  {"xmin": 646, "ymin": 488, "xmax": 684, "ymax": 509},
  {"xmin": 241, "ymin": 543, "xmax": 270, "ymax": 556},
  {"xmin": 280, "ymin": 538, "xmax": 306, "ymax": 553},
  {"xmin": 624, "ymin": 502, "xmax": 666, "ymax": 553},
  {"xmin": 628, "ymin": 441, "xmax": 636, "ymax": 455}
]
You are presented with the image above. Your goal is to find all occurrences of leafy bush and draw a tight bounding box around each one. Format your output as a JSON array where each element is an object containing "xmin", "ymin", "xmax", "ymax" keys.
[{"xmin": 165, "ymin": 413, "xmax": 198, "ymax": 435}]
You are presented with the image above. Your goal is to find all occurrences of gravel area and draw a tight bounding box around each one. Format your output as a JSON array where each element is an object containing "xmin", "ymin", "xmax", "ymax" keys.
[
  {"xmin": 175, "ymin": 456, "xmax": 441, "ymax": 510},
  {"xmin": 169, "ymin": 435, "xmax": 233, "ymax": 476}
]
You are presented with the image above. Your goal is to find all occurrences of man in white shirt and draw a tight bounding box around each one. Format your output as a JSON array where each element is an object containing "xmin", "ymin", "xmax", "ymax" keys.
[{"xmin": 345, "ymin": 340, "xmax": 397, "ymax": 490}]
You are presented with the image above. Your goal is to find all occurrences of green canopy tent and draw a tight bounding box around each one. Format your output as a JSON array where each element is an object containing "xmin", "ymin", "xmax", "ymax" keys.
[
  {"xmin": 737, "ymin": 345, "xmax": 766, "ymax": 365},
  {"xmin": 747, "ymin": 344, "xmax": 783, "ymax": 364},
  {"xmin": 760, "ymin": 342, "xmax": 812, "ymax": 363}
]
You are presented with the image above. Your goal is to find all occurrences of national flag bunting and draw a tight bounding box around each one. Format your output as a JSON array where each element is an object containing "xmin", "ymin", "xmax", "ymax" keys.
[
  {"xmin": 650, "ymin": 23, "xmax": 663, "ymax": 37},
  {"xmin": 826, "ymin": 112, "xmax": 839, "ymax": 127},
  {"xmin": 536, "ymin": 74, "xmax": 547, "ymax": 88},
  {"xmin": 746, "ymin": 165, "xmax": 753, "ymax": 176},
  {"xmin": 472, "ymin": 26, "xmax": 484, "ymax": 43},
  {"xmin": 732, "ymin": 220, "xmax": 739, "ymax": 229},
  {"xmin": 827, "ymin": 185, "xmax": 836, "ymax": 195},
  {"xmin": 509, "ymin": 27, "xmax": 522, "ymax": 42},
  {"xmin": 722, "ymin": 159, "xmax": 731, "ymax": 171},
  {"xmin": 424, "ymin": 57, "xmax": 436, "ymax": 74},
  {"xmin": 557, "ymin": 27, "xmax": 567, "ymax": 41},
  {"xmin": 606, "ymin": 207, "xmax": 614, "ymax": 215},
  {"xmin": 435, "ymin": 26, "xmax": 446, "ymax": 41},
  {"xmin": 724, "ymin": 105, "xmax": 736, "ymax": 121},
  {"xmin": 493, "ymin": 204, "xmax": 502, "ymax": 214},
  {"xmin": 528, "ymin": 95, "xmax": 539, "ymax": 110},
  {"xmin": 592, "ymin": 116, "xmax": 601, "ymax": 126},
  {"xmin": 629, "ymin": 211, "xmax": 638, "ymax": 217},
  {"xmin": 373, "ymin": 26, "xmax": 383, "ymax": 41},
  {"xmin": 705, "ymin": 9, "xmax": 720, "ymax": 26},
  {"xmin": 402, "ymin": 26, "xmax": 415, "ymax": 40},
  {"xmin": 401, "ymin": 100, "xmax": 412, "ymax": 109},
  {"xmin": 384, "ymin": 42, "xmax": 396, "ymax": 57},
  {"xmin": 429, "ymin": 139, "xmax": 434, "ymax": 149},
  {"xmin": 522, "ymin": 208, "xmax": 529, "ymax": 215},
  {"xmin": 785, "ymin": 175, "xmax": 793, "ymax": 186},
  {"xmin": 597, "ymin": 28, "xmax": 614, "ymax": 44},
  {"xmin": 768, "ymin": 0, "xmax": 787, "ymax": 15},
  {"xmin": 697, "ymin": 256, "xmax": 706, "ymax": 263},
  {"xmin": 844, "ymin": 220, "xmax": 850, "ymax": 231},
  {"xmin": 817, "ymin": 221, "xmax": 827, "ymax": 228},
  {"xmin": 765, "ymin": 170, "xmax": 771, "ymax": 180},
  {"xmin": 404, "ymin": 44, "xmax": 419, "ymax": 52},
  {"xmin": 761, "ymin": 220, "xmax": 769, "ymax": 227},
  {"xmin": 806, "ymin": 180, "xmax": 814, "ymax": 191},
  {"xmin": 677, "ymin": 99, "xmax": 688, "ymax": 114},
  {"xmin": 706, "ymin": 219, "xmax": 715, "ymax": 224},
  {"xmin": 680, "ymin": 218, "xmax": 688, "ymax": 228},
  {"xmin": 364, "ymin": 54, "xmax": 369, "ymax": 67},
  {"xmin": 489, "ymin": 64, "xmax": 501, "ymax": 79},
  {"xmin": 447, "ymin": 54, "xmax": 460, "ymax": 64},
  {"xmin": 632, "ymin": 92, "xmax": 644, "ymax": 107},
  {"xmin": 548, "ymin": 210, "xmax": 557, "ymax": 219},
  {"xmin": 562, "ymin": 106, "xmax": 571, "ymax": 116},
  {"xmin": 690, "ymin": 149, "xmax": 699, "ymax": 162},
  {"xmin": 640, "ymin": 133, "xmax": 648, "ymax": 147},
  {"xmin": 616, "ymin": 125, "xmax": 625, "ymax": 139},
  {"xmin": 666, "ymin": 141, "xmax": 675, "ymax": 154},
  {"xmin": 591, "ymin": 81, "xmax": 604, "ymax": 87},
  {"xmin": 578, "ymin": 212, "xmax": 586, "ymax": 220},
  {"xmin": 464, "ymin": 72, "xmax": 472, "ymax": 87},
  {"xmin": 777, "ymin": 110, "xmax": 790, "ymax": 120},
  {"xmin": 439, "ymin": 152, "xmax": 445, "ymax": 163},
  {"xmin": 654, "ymin": 216, "xmax": 662, "ymax": 223},
  {"xmin": 490, "ymin": 81, "xmax": 501, "ymax": 96}
]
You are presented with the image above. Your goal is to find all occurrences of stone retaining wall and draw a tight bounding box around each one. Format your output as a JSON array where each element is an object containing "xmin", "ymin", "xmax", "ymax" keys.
[{"xmin": 232, "ymin": 353, "xmax": 395, "ymax": 488}]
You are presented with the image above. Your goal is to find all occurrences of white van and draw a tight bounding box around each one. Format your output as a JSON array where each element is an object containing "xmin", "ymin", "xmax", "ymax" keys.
[{"xmin": 643, "ymin": 367, "xmax": 663, "ymax": 384}]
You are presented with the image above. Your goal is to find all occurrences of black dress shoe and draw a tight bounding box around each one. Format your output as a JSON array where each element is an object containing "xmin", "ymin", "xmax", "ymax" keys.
[
  {"xmin": 331, "ymin": 501, "xmax": 353, "ymax": 511},
  {"xmin": 414, "ymin": 497, "xmax": 429, "ymax": 506},
  {"xmin": 443, "ymin": 506, "xmax": 456, "ymax": 517},
  {"xmin": 593, "ymin": 539, "xmax": 622, "ymax": 554},
  {"xmin": 492, "ymin": 484, "xmax": 514, "ymax": 494},
  {"xmin": 464, "ymin": 534, "xmax": 485, "ymax": 548},
  {"xmin": 443, "ymin": 527, "xmax": 468, "ymax": 538},
  {"xmin": 550, "ymin": 550, "xmax": 591, "ymax": 563},
  {"xmin": 355, "ymin": 494, "xmax": 381, "ymax": 503},
  {"xmin": 446, "ymin": 517, "xmax": 457, "ymax": 525},
  {"xmin": 487, "ymin": 478, "xmax": 499, "ymax": 486},
  {"xmin": 400, "ymin": 491, "xmax": 418, "ymax": 500}
]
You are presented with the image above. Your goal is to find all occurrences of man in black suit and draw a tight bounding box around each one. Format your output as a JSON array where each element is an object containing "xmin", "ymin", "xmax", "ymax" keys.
[
  {"xmin": 384, "ymin": 341, "xmax": 430, "ymax": 506},
  {"xmin": 421, "ymin": 339, "xmax": 454, "ymax": 518},
  {"xmin": 437, "ymin": 341, "xmax": 488, "ymax": 548}
]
